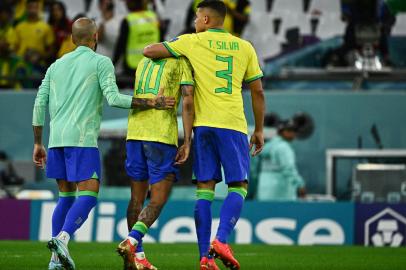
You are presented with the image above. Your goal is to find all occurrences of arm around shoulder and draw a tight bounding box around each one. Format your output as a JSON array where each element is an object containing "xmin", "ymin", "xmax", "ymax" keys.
[{"xmin": 143, "ymin": 43, "xmax": 173, "ymax": 59}]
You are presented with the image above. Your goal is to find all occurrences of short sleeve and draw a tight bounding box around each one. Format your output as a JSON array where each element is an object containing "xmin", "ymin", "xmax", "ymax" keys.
[
  {"xmin": 180, "ymin": 57, "xmax": 194, "ymax": 86},
  {"xmin": 163, "ymin": 34, "xmax": 194, "ymax": 58},
  {"xmin": 244, "ymin": 43, "xmax": 263, "ymax": 83}
]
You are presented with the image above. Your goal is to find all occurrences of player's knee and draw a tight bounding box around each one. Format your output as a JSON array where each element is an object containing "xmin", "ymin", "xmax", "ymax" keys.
[
  {"xmin": 197, "ymin": 180, "xmax": 216, "ymax": 190},
  {"xmin": 228, "ymin": 181, "xmax": 248, "ymax": 190}
]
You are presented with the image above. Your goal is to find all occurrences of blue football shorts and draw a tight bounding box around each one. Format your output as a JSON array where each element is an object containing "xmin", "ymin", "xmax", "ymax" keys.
[
  {"xmin": 193, "ymin": 126, "xmax": 250, "ymax": 184},
  {"xmin": 46, "ymin": 147, "xmax": 101, "ymax": 182},
  {"xmin": 125, "ymin": 140, "xmax": 179, "ymax": 184}
]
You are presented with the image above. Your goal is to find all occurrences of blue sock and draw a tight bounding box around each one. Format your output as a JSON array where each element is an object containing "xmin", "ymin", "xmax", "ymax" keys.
[
  {"xmin": 129, "ymin": 221, "xmax": 148, "ymax": 244},
  {"xmin": 194, "ymin": 189, "xmax": 214, "ymax": 259},
  {"xmin": 136, "ymin": 240, "xmax": 144, "ymax": 253},
  {"xmin": 216, "ymin": 187, "xmax": 247, "ymax": 243},
  {"xmin": 61, "ymin": 191, "xmax": 98, "ymax": 236},
  {"xmin": 52, "ymin": 192, "xmax": 76, "ymax": 237}
]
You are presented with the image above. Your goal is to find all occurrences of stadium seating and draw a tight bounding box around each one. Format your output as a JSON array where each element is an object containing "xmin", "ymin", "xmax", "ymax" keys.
[{"xmin": 58, "ymin": 0, "xmax": 406, "ymax": 61}]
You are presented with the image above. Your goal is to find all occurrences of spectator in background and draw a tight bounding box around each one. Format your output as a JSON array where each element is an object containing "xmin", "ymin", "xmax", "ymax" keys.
[
  {"xmin": 48, "ymin": 1, "xmax": 72, "ymax": 58},
  {"xmin": 57, "ymin": 13, "xmax": 89, "ymax": 58},
  {"xmin": 0, "ymin": 4, "xmax": 17, "ymax": 51},
  {"xmin": 21, "ymin": 48, "xmax": 47, "ymax": 88},
  {"xmin": 223, "ymin": 0, "xmax": 250, "ymax": 37},
  {"xmin": 113, "ymin": 0, "xmax": 160, "ymax": 76},
  {"xmin": 97, "ymin": 0, "xmax": 123, "ymax": 60},
  {"xmin": 256, "ymin": 118, "xmax": 306, "ymax": 201},
  {"xmin": 15, "ymin": 0, "xmax": 55, "ymax": 65},
  {"xmin": 11, "ymin": 0, "xmax": 45, "ymax": 25},
  {"xmin": 0, "ymin": 37, "xmax": 27, "ymax": 89},
  {"xmin": 183, "ymin": 0, "xmax": 251, "ymax": 36}
]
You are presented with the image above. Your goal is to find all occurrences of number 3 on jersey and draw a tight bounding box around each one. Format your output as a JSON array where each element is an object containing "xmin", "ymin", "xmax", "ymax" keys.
[
  {"xmin": 136, "ymin": 59, "xmax": 167, "ymax": 95},
  {"xmin": 215, "ymin": 55, "xmax": 233, "ymax": 94}
]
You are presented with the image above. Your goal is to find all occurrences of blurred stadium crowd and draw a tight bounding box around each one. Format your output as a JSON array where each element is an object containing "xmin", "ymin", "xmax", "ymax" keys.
[
  {"xmin": 1, "ymin": 0, "xmax": 405, "ymax": 90},
  {"xmin": 0, "ymin": 0, "xmax": 252, "ymax": 89}
]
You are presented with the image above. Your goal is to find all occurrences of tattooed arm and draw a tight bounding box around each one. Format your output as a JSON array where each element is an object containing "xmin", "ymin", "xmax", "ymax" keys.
[
  {"xmin": 175, "ymin": 85, "xmax": 194, "ymax": 165},
  {"xmin": 130, "ymin": 95, "xmax": 175, "ymax": 110}
]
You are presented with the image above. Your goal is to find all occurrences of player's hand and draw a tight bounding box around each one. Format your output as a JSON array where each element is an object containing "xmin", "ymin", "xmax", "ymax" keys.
[
  {"xmin": 153, "ymin": 96, "xmax": 176, "ymax": 110},
  {"xmin": 33, "ymin": 144, "xmax": 47, "ymax": 169},
  {"xmin": 154, "ymin": 87, "xmax": 176, "ymax": 110},
  {"xmin": 249, "ymin": 131, "xmax": 264, "ymax": 156},
  {"xmin": 174, "ymin": 143, "xmax": 191, "ymax": 165}
]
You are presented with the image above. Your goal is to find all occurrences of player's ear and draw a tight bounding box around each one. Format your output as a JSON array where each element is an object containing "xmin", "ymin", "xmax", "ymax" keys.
[{"xmin": 204, "ymin": 15, "xmax": 209, "ymax": 24}]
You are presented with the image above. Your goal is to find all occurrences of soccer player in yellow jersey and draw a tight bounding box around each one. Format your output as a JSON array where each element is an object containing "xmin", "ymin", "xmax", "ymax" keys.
[
  {"xmin": 117, "ymin": 56, "xmax": 195, "ymax": 270},
  {"xmin": 143, "ymin": 1, "xmax": 265, "ymax": 269}
]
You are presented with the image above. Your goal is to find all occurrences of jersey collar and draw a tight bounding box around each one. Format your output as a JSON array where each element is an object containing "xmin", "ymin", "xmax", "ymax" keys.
[
  {"xmin": 207, "ymin": 28, "xmax": 228, "ymax": 33},
  {"xmin": 76, "ymin": 46, "xmax": 94, "ymax": 52}
]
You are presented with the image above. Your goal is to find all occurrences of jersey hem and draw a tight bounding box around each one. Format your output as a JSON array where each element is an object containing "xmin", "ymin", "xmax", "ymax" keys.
[
  {"xmin": 126, "ymin": 136, "xmax": 178, "ymax": 147},
  {"xmin": 193, "ymin": 123, "xmax": 248, "ymax": 135},
  {"xmin": 48, "ymin": 144, "xmax": 98, "ymax": 148}
]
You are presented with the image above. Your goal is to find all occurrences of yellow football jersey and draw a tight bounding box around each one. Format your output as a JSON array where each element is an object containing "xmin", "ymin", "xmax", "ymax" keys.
[
  {"xmin": 15, "ymin": 20, "xmax": 54, "ymax": 57},
  {"xmin": 127, "ymin": 57, "xmax": 194, "ymax": 146},
  {"xmin": 163, "ymin": 29, "xmax": 263, "ymax": 134}
]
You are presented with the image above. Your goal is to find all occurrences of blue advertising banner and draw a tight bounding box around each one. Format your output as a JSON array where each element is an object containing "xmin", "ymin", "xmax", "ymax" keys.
[
  {"xmin": 30, "ymin": 201, "xmax": 354, "ymax": 245},
  {"xmin": 355, "ymin": 204, "xmax": 406, "ymax": 247}
]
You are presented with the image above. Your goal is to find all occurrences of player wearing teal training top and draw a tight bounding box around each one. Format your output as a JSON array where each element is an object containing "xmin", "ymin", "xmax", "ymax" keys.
[{"xmin": 31, "ymin": 18, "xmax": 175, "ymax": 270}]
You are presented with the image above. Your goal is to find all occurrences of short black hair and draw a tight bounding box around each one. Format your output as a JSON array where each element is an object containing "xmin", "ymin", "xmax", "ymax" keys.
[{"xmin": 197, "ymin": 0, "xmax": 227, "ymax": 19}]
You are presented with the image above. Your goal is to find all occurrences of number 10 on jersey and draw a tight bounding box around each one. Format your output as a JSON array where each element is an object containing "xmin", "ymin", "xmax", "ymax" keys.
[{"xmin": 136, "ymin": 59, "xmax": 167, "ymax": 95}]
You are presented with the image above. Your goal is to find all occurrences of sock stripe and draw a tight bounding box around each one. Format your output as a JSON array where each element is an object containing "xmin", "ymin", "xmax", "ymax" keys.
[
  {"xmin": 196, "ymin": 189, "xmax": 215, "ymax": 201},
  {"xmin": 59, "ymin": 191, "xmax": 76, "ymax": 197},
  {"xmin": 78, "ymin": 191, "xmax": 98, "ymax": 198},
  {"xmin": 132, "ymin": 221, "xmax": 148, "ymax": 235},
  {"xmin": 228, "ymin": 187, "xmax": 247, "ymax": 199}
]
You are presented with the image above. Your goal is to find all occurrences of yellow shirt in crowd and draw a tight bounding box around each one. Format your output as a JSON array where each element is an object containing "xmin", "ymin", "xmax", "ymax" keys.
[{"xmin": 15, "ymin": 20, "xmax": 54, "ymax": 57}]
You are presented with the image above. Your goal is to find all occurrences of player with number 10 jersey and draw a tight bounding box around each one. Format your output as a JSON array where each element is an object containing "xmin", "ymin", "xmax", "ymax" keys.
[{"xmin": 117, "ymin": 56, "xmax": 195, "ymax": 270}]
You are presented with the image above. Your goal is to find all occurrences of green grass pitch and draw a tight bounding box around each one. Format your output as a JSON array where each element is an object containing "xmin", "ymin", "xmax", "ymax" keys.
[{"xmin": 0, "ymin": 241, "xmax": 405, "ymax": 270}]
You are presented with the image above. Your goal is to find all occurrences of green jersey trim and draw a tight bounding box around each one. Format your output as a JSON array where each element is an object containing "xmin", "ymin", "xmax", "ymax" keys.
[
  {"xmin": 208, "ymin": 28, "xmax": 228, "ymax": 33},
  {"xmin": 180, "ymin": 81, "xmax": 194, "ymax": 86},
  {"xmin": 163, "ymin": 42, "xmax": 180, "ymax": 58},
  {"xmin": 244, "ymin": 74, "xmax": 263, "ymax": 83}
]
